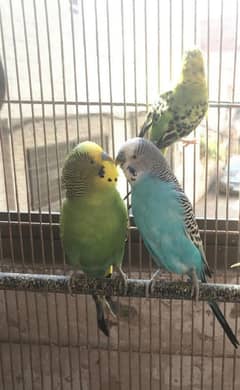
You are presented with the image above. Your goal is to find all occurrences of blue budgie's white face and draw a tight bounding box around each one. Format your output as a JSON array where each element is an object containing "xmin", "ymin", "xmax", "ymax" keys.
[{"xmin": 115, "ymin": 137, "xmax": 168, "ymax": 186}]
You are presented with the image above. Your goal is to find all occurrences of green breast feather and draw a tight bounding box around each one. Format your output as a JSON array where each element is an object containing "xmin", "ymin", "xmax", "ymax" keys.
[{"xmin": 61, "ymin": 187, "xmax": 127, "ymax": 277}]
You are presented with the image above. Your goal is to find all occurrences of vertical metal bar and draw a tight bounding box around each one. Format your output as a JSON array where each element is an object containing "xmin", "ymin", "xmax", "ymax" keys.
[
  {"xmin": 41, "ymin": 0, "xmax": 58, "ymax": 263},
  {"xmin": 93, "ymin": 1, "xmax": 105, "ymax": 387},
  {"xmin": 80, "ymin": 0, "xmax": 91, "ymax": 139},
  {"xmin": 106, "ymin": 0, "xmax": 115, "ymax": 157},
  {"xmin": 32, "ymin": 0, "xmax": 56, "ymax": 386},
  {"xmin": 157, "ymin": 3, "xmax": 163, "ymax": 387},
  {"xmin": 132, "ymin": 0, "xmax": 138, "ymax": 134},
  {"xmin": 56, "ymin": 3, "xmax": 74, "ymax": 388},
  {"xmin": 7, "ymin": 2, "xmax": 37, "ymax": 388},
  {"xmin": 29, "ymin": 3, "xmax": 57, "ymax": 388},
  {"xmin": 2, "ymin": 291, "xmax": 17, "ymax": 389},
  {"xmin": 169, "ymin": 0, "xmax": 173, "ymax": 81},
  {"xmin": 0, "ymin": 89, "xmax": 15, "ymax": 390},
  {"xmin": 0, "ymin": 125, "xmax": 15, "ymax": 265},
  {"xmin": 144, "ymin": 0, "xmax": 148, "ymax": 108},
  {"xmin": 180, "ymin": 3, "xmax": 184, "ymax": 389},
  {"xmin": 9, "ymin": 0, "xmax": 34, "ymax": 268},
  {"xmin": 0, "ymin": 342, "xmax": 5, "ymax": 389},
  {"xmin": 32, "ymin": 0, "xmax": 52, "ymax": 266},
  {"xmin": 181, "ymin": 0, "xmax": 184, "ymax": 55},
  {"xmin": 169, "ymin": 2, "xmax": 173, "ymax": 390},
  {"xmin": 57, "ymin": 0, "xmax": 69, "ymax": 153},
  {"xmin": 69, "ymin": 7, "xmax": 83, "ymax": 383},
  {"xmin": 120, "ymin": 1, "xmax": 128, "ymax": 386},
  {"xmin": 231, "ymin": 2, "xmax": 239, "ymax": 389},
  {"xmin": 138, "ymin": 233, "xmax": 143, "ymax": 390},
  {"xmin": 0, "ymin": 9, "xmax": 23, "ymax": 268},
  {"xmin": 201, "ymin": 1, "xmax": 210, "ymax": 389},
  {"xmin": 105, "ymin": 1, "xmax": 115, "ymax": 388},
  {"xmin": 80, "ymin": 1, "xmax": 93, "ymax": 388},
  {"xmin": 42, "ymin": 1, "xmax": 65, "ymax": 388},
  {"xmin": 157, "ymin": 0, "xmax": 161, "ymax": 94},
  {"xmin": 144, "ymin": 1, "xmax": 152, "ymax": 388},
  {"xmin": 43, "ymin": 0, "xmax": 62, "ymax": 214},
  {"xmin": 21, "ymin": 2, "xmax": 49, "ymax": 386},
  {"xmin": 191, "ymin": 3, "xmax": 198, "ymax": 390},
  {"xmin": 69, "ymin": 2, "xmax": 80, "ymax": 143},
  {"xmin": 212, "ymin": 1, "xmax": 224, "ymax": 389},
  {"xmin": 94, "ymin": 0, "xmax": 104, "ymax": 148}
]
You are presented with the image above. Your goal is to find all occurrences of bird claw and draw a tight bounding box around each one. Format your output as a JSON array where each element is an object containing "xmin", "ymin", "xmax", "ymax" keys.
[
  {"xmin": 190, "ymin": 269, "xmax": 199, "ymax": 302},
  {"xmin": 113, "ymin": 266, "xmax": 128, "ymax": 296},
  {"xmin": 68, "ymin": 270, "xmax": 83, "ymax": 297},
  {"xmin": 182, "ymin": 138, "xmax": 197, "ymax": 147},
  {"xmin": 146, "ymin": 269, "xmax": 161, "ymax": 298}
]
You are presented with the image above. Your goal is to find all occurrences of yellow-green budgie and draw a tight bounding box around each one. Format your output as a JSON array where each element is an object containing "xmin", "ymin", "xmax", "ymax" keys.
[
  {"xmin": 60, "ymin": 141, "xmax": 128, "ymax": 336},
  {"xmin": 139, "ymin": 48, "xmax": 208, "ymax": 152}
]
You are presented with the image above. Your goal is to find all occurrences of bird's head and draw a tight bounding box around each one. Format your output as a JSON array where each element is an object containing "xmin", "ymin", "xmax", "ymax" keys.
[
  {"xmin": 62, "ymin": 141, "xmax": 118, "ymax": 198},
  {"xmin": 115, "ymin": 137, "xmax": 165, "ymax": 186},
  {"xmin": 181, "ymin": 48, "xmax": 205, "ymax": 82}
]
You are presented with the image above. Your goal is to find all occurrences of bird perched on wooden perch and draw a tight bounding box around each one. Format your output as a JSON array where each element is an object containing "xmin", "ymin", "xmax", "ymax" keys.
[
  {"xmin": 116, "ymin": 137, "xmax": 239, "ymax": 348},
  {"xmin": 61, "ymin": 141, "xmax": 128, "ymax": 336}
]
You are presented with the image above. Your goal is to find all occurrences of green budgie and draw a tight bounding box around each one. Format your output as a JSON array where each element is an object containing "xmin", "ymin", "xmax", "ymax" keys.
[
  {"xmin": 139, "ymin": 48, "xmax": 208, "ymax": 151},
  {"xmin": 60, "ymin": 141, "xmax": 128, "ymax": 336}
]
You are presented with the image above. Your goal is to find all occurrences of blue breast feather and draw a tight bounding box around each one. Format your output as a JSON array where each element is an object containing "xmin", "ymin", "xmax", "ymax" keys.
[{"xmin": 132, "ymin": 174, "xmax": 204, "ymax": 277}]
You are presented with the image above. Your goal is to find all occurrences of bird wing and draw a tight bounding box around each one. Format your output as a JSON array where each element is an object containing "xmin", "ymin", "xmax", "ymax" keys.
[
  {"xmin": 177, "ymin": 190, "xmax": 212, "ymax": 278},
  {"xmin": 139, "ymin": 90, "xmax": 173, "ymax": 139}
]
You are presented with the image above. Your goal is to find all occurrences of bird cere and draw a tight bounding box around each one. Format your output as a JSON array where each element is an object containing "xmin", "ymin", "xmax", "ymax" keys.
[{"xmin": 60, "ymin": 48, "xmax": 239, "ymax": 347}]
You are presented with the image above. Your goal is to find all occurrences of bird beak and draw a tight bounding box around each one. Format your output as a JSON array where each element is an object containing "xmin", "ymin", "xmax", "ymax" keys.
[
  {"xmin": 115, "ymin": 151, "xmax": 126, "ymax": 166},
  {"xmin": 101, "ymin": 151, "xmax": 113, "ymax": 162}
]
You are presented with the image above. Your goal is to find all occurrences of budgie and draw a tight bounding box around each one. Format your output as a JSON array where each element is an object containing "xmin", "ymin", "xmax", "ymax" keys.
[
  {"xmin": 139, "ymin": 48, "xmax": 208, "ymax": 151},
  {"xmin": 116, "ymin": 137, "xmax": 239, "ymax": 348},
  {"xmin": 61, "ymin": 141, "xmax": 128, "ymax": 336}
]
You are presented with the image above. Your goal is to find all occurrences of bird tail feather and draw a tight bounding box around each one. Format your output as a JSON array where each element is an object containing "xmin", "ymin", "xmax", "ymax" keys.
[
  {"xmin": 208, "ymin": 301, "xmax": 239, "ymax": 348},
  {"xmin": 138, "ymin": 112, "xmax": 153, "ymax": 138}
]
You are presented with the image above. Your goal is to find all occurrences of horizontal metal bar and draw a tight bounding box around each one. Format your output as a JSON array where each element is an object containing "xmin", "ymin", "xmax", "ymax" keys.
[
  {"xmin": 1, "ymin": 99, "xmax": 240, "ymax": 108},
  {"xmin": 0, "ymin": 272, "xmax": 240, "ymax": 302},
  {"xmin": 1, "ymin": 211, "xmax": 240, "ymax": 231}
]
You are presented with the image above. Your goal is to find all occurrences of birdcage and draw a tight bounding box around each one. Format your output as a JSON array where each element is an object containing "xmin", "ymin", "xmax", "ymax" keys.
[{"xmin": 0, "ymin": 0, "xmax": 240, "ymax": 389}]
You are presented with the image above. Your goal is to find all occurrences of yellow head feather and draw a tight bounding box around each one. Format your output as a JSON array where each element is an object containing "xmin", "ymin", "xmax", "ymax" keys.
[
  {"xmin": 79, "ymin": 142, "xmax": 119, "ymax": 187},
  {"xmin": 62, "ymin": 141, "xmax": 118, "ymax": 197}
]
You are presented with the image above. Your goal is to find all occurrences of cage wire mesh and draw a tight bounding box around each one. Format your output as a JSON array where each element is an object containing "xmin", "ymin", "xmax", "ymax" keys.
[{"xmin": 0, "ymin": 0, "xmax": 240, "ymax": 389}]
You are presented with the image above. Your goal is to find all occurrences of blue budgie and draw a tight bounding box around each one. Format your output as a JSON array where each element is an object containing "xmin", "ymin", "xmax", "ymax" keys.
[{"xmin": 116, "ymin": 137, "xmax": 239, "ymax": 348}]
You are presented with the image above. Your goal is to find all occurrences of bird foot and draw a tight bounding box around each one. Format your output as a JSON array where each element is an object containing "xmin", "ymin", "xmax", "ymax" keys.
[
  {"xmin": 146, "ymin": 269, "xmax": 161, "ymax": 298},
  {"xmin": 113, "ymin": 266, "xmax": 128, "ymax": 296},
  {"xmin": 182, "ymin": 138, "xmax": 197, "ymax": 147},
  {"xmin": 190, "ymin": 269, "xmax": 199, "ymax": 302},
  {"xmin": 68, "ymin": 270, "xmax": 83, "ymax": 296}
]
